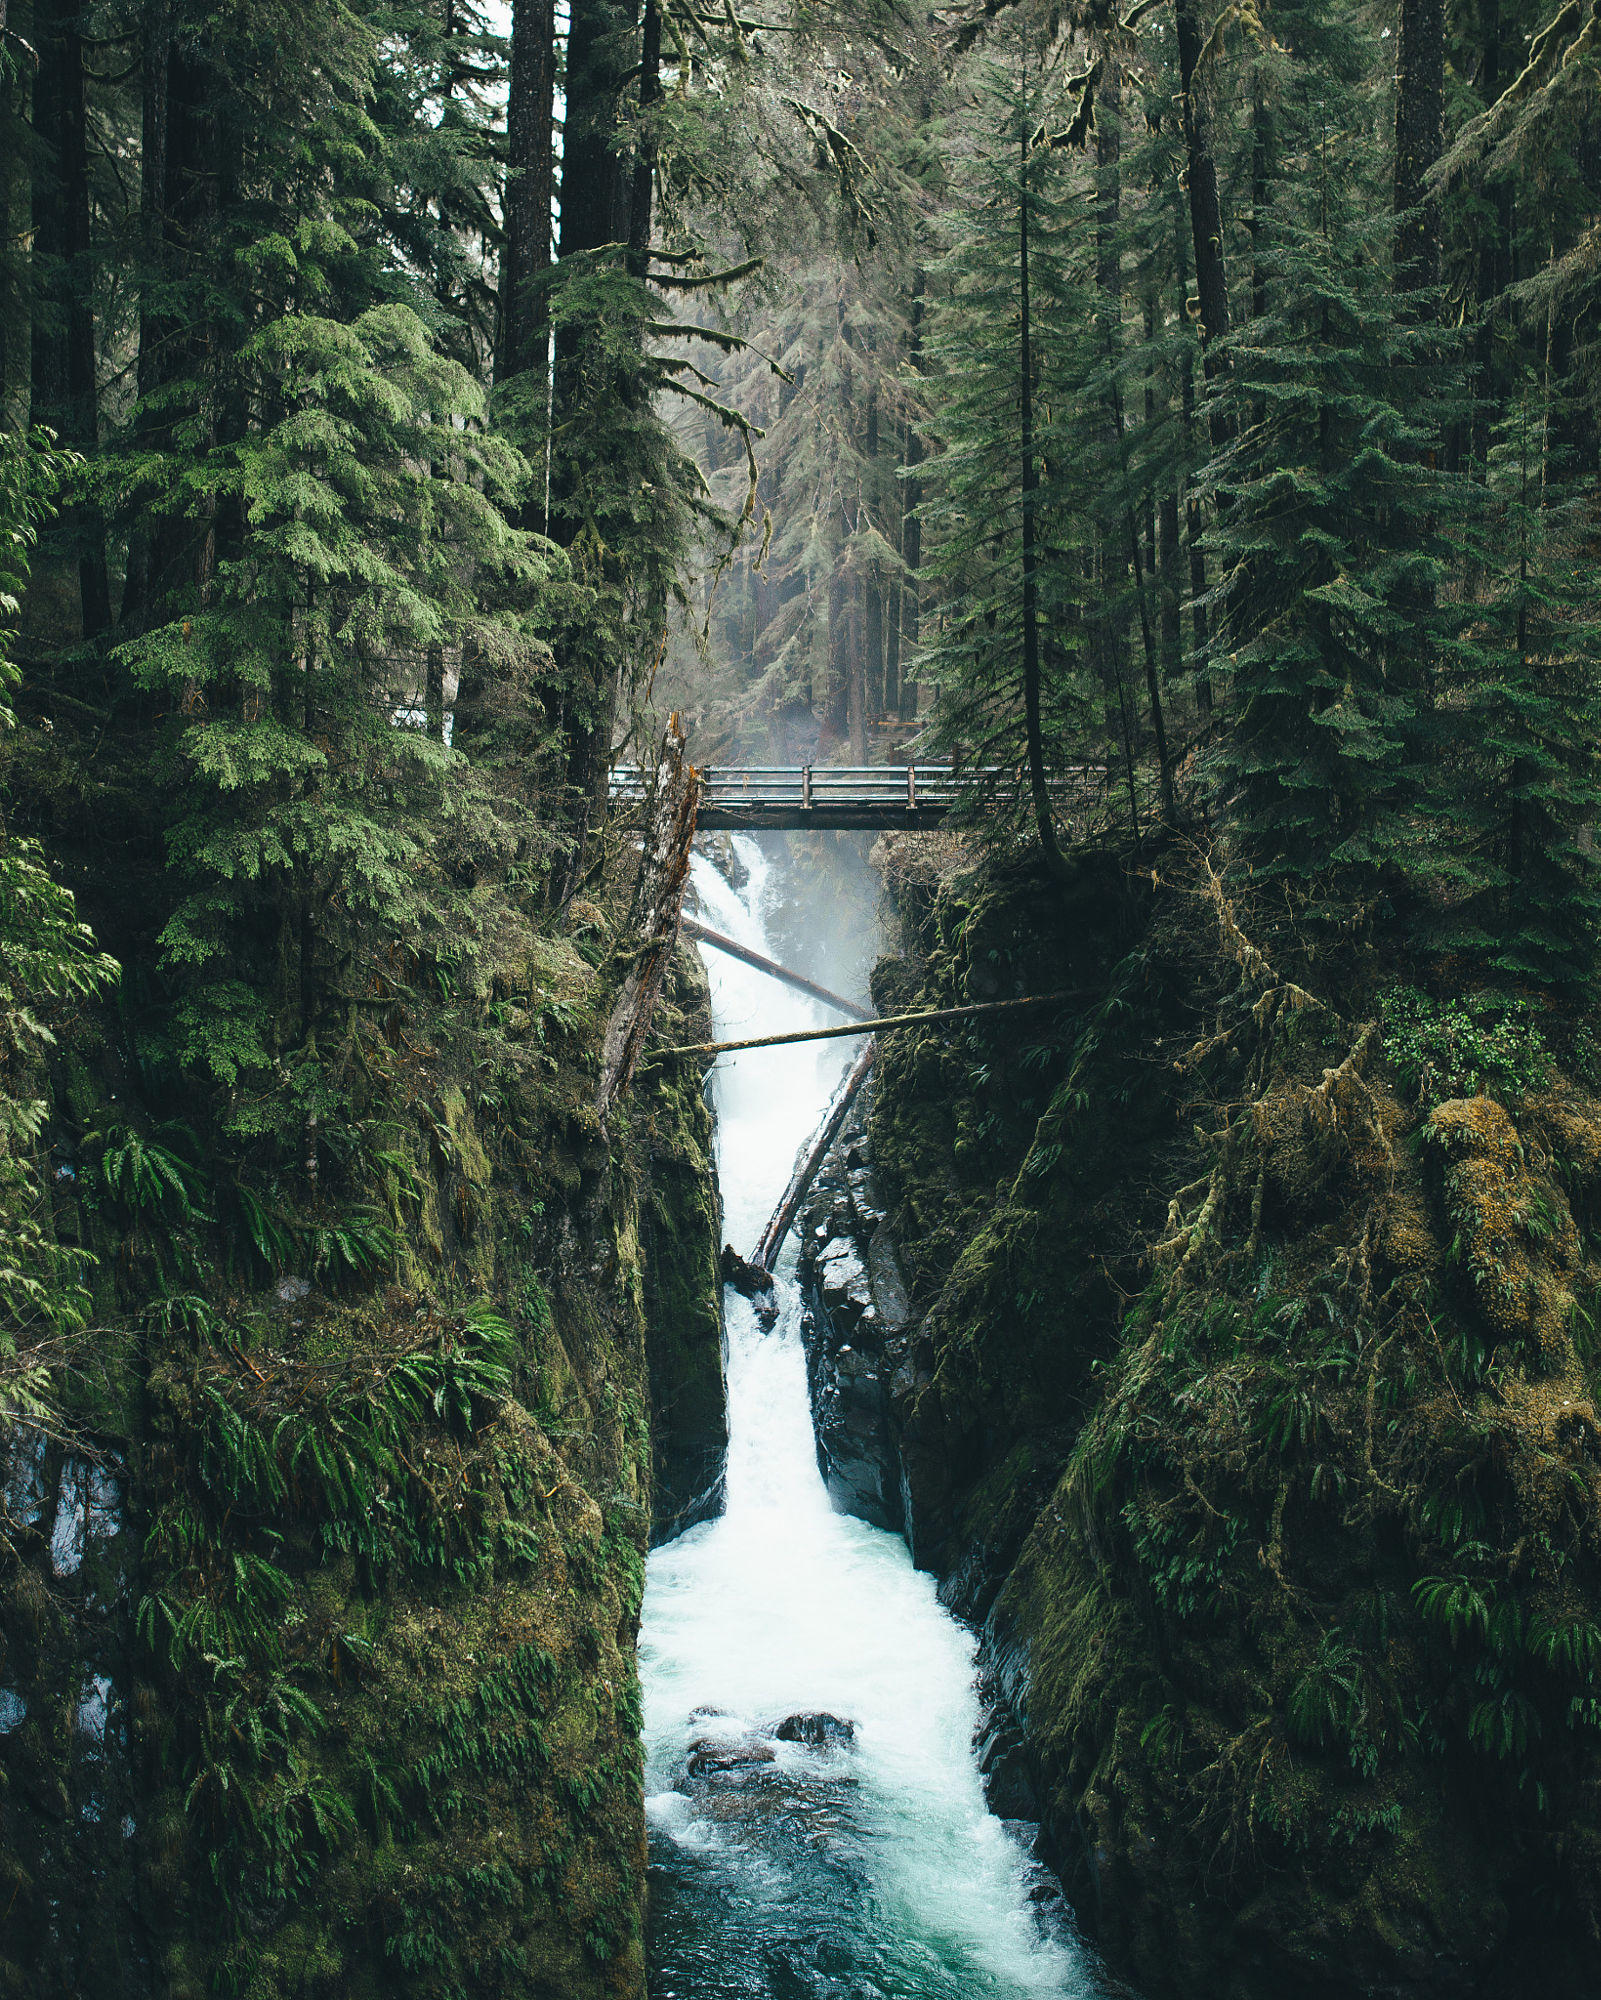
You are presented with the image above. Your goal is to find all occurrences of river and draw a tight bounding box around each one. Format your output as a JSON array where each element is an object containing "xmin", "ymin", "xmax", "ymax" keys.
[{"xmin": 640, "ymin": 836, "xmax": 1103, "ymax": 1999}]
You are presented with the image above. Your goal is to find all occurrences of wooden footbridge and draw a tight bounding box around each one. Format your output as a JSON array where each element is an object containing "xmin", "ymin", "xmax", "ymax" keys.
[
  {"xmin": 595, "ymin": 722, "xmax": 1085, "ymax": 1272},
  {"xmin": 608, "ymin": 763, "xmax": 1099, "ymax": 831}
]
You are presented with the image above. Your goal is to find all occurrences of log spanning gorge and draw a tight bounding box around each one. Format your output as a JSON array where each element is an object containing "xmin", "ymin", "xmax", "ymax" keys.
[{"xmin": 639, "ymin": 837, "xmax": 1101, "ymax": 1999}]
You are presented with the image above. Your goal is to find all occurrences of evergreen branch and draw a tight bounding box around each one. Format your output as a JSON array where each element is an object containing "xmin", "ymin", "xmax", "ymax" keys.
[
  {"xmin": 778, "ymin": 97, "xmax": 876, "ymax": 216},
  {"xmin": 1194, "ymin": 2, "xmax": 1268, "ymax": 82},
  {"xmin": 1431, "ymin": 0, "xmax": 1600, "ymax": 189},
  {"xmin": 651, "ymin": 256, "xmax": 765, "ymax": 291},
  {"xmin": 947, "ymin": 0, "xmax": 1029, "ymax": 57},
  {"xmin": 646, "ymin": 321, "xmax": 794, "ymax": 379},
  {"xmin": 1037, "ymin": 59, "xmax": 1103, "ymax": 152}
]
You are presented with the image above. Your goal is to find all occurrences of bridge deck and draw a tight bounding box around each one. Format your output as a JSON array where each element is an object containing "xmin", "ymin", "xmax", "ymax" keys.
[{"xmin": 608, "ymin": 764, "xmax": 1101, "ymax": 832}]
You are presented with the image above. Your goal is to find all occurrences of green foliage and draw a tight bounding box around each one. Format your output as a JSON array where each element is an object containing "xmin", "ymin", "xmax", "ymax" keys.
[
  {"xmin": 918, "ymin": 41, "xmax": 1100, "ymax": 825},
  {"xmin": 1287, "ymin": 1633, "xmax": 1385, "ymax": 1778},
  {"xmin": 1380, "ymin": 985, "xmax": 1552, "ymax": 1104},
  {"xmin": 1202, "ymin": 89, "xmax": 1459, "ymax": 907},
  {"xmin": 92, "ymin": 1123, "xmax": 205, "ymax": 1220},
  {"xmin": 1438, "ymin": 387, "xmax": 1601, "ymax": 989},
  {"xmin": 0, "ymin": 431, "xmax": 119, "ymax": 1392},
  {"xmin": 1122, "ymin": 1496, "xmax": 1242, "ymax": 1623},
  {"xmin": 121, "ymin": 300, "xmax": 551, "ymax": 1077},
  {"xmin": 135, "ymin": 1292, "xmax": 573, "ymax": 1954}
]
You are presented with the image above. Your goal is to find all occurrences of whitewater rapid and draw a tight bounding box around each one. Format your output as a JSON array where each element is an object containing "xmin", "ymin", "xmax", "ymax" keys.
[{"xmin": 639, "ymin": 837, "xmax": 1099, "ymax": 1999}]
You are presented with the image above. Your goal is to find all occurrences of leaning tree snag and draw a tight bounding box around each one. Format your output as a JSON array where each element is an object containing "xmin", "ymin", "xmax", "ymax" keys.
[
  {"xmin": 596, "ymin": 715, "xmax": 699, "ymax": 1124},
  {"xmin": 753, "ymin": 1037, "xmax": 877, "ymax": 1273}
]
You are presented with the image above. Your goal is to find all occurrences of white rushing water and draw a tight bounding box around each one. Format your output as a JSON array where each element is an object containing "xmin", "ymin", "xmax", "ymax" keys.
[{"xmin": 640, "ymin": 837, "xmax": 1099, "ymax": 2000}]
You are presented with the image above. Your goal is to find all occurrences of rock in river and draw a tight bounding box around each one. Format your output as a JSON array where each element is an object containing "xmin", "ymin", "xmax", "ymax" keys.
[{"xmin": 774, "ymin": 1712, "xmax": 856, "ymax": 1748}]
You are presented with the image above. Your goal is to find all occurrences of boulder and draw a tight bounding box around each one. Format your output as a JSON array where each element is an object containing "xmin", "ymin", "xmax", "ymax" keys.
[
  {"xmin": 686, "ymin": 1734, "xmax": 777, "ymax": 1779},
  {"xmin": 773, "ymin": 1712, "xmax": 855, "ymax": 1748}
]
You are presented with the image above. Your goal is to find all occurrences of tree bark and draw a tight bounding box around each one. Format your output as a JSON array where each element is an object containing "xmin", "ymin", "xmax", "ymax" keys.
[
  {"xmin": 0, "ymin": 0, "xmax": 31, "ymax": 431},
  {"xmin": 1173, "ymin": 187, "xmax": 1213, "ymax": 724},
  {"xmin": 125, "ymin": 29, "xmax": 221, "ymax": 626},
  {"xmin": 1174, "ymin": 0, "xmax": 1233, "ymax": 410},
  {"xmin": 626, "ymin": 0, "xmax": 661, "ymax": 279},
  {"xmin": 1097, "ymin": 60, "xmax": 1174, "ymax": 820},
  {"xmin": 1158, "ymin": 482, "xmax": 1184, "ymax": 689},
  {"xmin": 752, "ymin": 1038, "xmax": 876, "ymax": 1272},
  {"xmin": 32, "ymin": 0, "xmax": 109, "ymax": 635},
  {"xmin": 847, "ymin": 584, "xmax": 866, "ymax": 762},
  {"xmin": 549, "ymin": 0, "xmax": 645, "ymax": 901},
  {"xmin": 495, "ymin": 0, "xmax": 555, "ymax": 389},
  {"xmin": 596, "ymin": 714, "xmax": 699, "ymax": 1125},
  {"xmin": 823, "ymin": 564, "xmax": 849, "ymax": 750},
  {"xmin": 898, "ymin": 272, "xmax": 926, "ymax": 723},
  {"xmin": 1019, "ymin": 121, "xmax": 1068, "ymax": 881},
  {"xmin": 680, "ymin": 918, "xmax": 871, "ymax": 1020},
  {"xmin": 1393, "ymin": 0, "xmax": 1445, "ymax": 293},
  {"xmin": 1249, "ymin": 71, "xmax": 1272, "ymax": 322},
  {"xmin": 666, "ymin": 992, "xmax": 1084, "ymax": 1062},
  {"xmin": 558, "ymin": 0, "xmax": 633, "ymax": 262}
]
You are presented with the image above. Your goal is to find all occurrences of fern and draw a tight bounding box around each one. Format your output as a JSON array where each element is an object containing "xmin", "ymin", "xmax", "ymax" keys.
[
  {"xmin": 1413, "ymin": 1574, "xmax": 1496, "ymax": 1646},
  {"xmin": 92, "ymin": 1124, "xmax": 205, "ymax": 1218}
]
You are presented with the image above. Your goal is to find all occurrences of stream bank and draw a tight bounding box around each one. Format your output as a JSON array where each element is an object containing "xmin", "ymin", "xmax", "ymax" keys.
[{"xmin": 795, "ymin": 834, "xmax": 1601, "ymax": 2000}]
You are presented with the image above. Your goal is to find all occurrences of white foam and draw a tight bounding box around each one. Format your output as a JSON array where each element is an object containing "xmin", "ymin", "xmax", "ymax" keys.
[{"xmin": 641, "ymin": 838, "xmax": 1093, "ymax": 1996}]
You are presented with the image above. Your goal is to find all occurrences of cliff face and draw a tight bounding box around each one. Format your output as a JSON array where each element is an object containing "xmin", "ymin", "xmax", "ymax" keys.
[
  {"xmin": 800, "ymin": 839, "xmax": 1601, "ymax": 2000},
  {"xmin": 796, "ymin": 1121, "xmax": 914, "ymax": 1535},
  {"xmin": 1, "ymin": 935, "xmax": 725, "ymax": 2000},
  {"xmin": 640, "ymin": 954, "xmax": 727, "ymax": 1546}
]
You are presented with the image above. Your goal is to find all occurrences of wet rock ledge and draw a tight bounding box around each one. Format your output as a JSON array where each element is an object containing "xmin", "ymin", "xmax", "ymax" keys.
[
  {"xmin": 795, "ymin": 1101, "xmax": 1066, "ymax": 1914},
  {"xmin": 795, "ymin": 1103, "xmax": 918, "ymax": 1533}
]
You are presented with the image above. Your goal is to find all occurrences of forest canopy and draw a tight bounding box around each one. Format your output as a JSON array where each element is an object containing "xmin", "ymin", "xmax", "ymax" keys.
[{"xmin": 1, "ymin": 0, "xmax": 1599, "ymax": 1380}]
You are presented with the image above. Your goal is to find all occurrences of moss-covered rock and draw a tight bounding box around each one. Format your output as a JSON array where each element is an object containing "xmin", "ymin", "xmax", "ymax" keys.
[
  {"xmin": 638, "ymin": 946, "xmax": 726, "ymax": 1543},
  {"xmin": 2, "ymin": 889, "xmax": 725, "ymax": 2000},
  {"xmin": 863, "ymin": 841, "xmax": 1601, "ymax": 2000}
]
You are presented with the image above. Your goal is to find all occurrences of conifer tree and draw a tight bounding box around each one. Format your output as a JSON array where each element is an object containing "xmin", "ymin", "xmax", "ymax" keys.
[
  {"xmin": 0, "ymin": 429, "xmax": 117, "ymax": 1393},
  {"xmin": 1445, "ymin": 386, "xmax": 1601, "ymax": 991},
  {"xmin": 110, "ymin": 6, "xmax": 553, "ymax": 1132},
  {"xmin": 919, "ymin": 41, "xmax": 1099, "ymax": 854},
  {"xmin": 124, "ymin": 306, "xmax": 547, "ymax": 1112},
  {"xmin": 1203, "ymin": 74, "xmax": 1457, "ymax": 916}
]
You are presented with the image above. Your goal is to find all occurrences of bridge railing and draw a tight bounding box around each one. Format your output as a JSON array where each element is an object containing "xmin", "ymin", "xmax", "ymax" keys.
[{"xmin": 608, "ymin": 764, "xmax": 1104, "ymax": 810}]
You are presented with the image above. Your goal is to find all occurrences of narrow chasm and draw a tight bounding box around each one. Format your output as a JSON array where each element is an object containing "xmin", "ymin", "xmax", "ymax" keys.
[{"xmin": 641, "ymin": 834, "xmax": 1100, "ymax": 2000}]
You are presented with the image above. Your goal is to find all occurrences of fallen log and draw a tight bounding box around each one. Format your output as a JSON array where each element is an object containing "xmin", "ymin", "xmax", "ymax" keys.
[
  {"xmin": 596, "ymin": 715, "xmax": 700, "ymax": 1125},
  {"xmin": 681, "ymin": 916, "xmax": 871, "ymax": 1021},
  {"xmin": 654, "ymin": 989, "xmax": 1084, "ymax": 1062},
  {"xmin": 721, "ymin": 1243, "xmax": 779, "ymax": 1326},
  {"xmin": 752, "ymin": 1038, "xmax": 876, "ymax": 1273}
]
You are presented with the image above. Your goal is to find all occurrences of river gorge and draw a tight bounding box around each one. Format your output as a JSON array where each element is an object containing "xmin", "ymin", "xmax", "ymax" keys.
[{"xmin": 642, "ymin": 839, "xmax": 1097, "ymax": 2000}]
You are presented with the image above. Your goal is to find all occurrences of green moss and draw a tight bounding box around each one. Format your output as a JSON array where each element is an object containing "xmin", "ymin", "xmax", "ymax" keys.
[
  {"xmin": 637, "ymin": 945, "xmax": 726, "ymax": 1543},
  {"xmin": 0, "ymin": 871, "xmax": 728, "ymax": 2000},
  {"xmin": 869, "ymin": 843, "xmax": 1601, "ymax": 1997}
]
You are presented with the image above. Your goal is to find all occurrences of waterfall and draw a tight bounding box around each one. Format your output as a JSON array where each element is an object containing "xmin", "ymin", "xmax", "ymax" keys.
[{"xmin": 640, "ymin": 837, "xmax": 1100, "ymax": 1998}]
